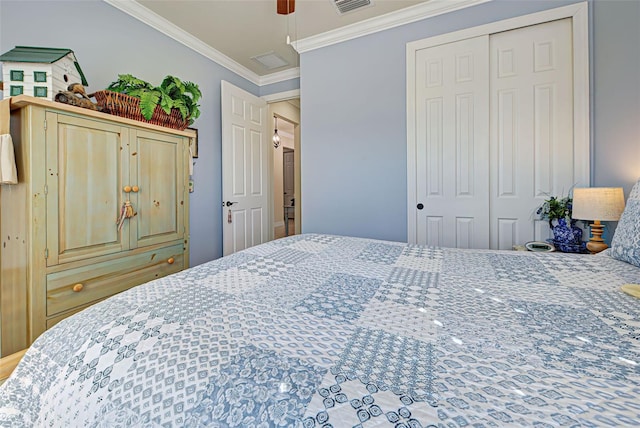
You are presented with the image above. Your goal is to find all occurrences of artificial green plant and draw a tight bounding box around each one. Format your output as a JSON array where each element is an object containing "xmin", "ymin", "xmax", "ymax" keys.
[
  {"xmin": 106, "ymin": 74, "xmax": 201, "ymax": 125},
  {"xmin": 536, "ymin": 194, "xmax": 573, "ymax": 228}
]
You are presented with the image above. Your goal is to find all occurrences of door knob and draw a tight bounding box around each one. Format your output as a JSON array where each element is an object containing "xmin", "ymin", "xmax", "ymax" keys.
[
  {"xmin": 225, "ymin": 201, "xmax": 238, "ymax": 207},
  {"xmin": 417, "ymin": 203, "xmax": 424, "ymax": 210}
]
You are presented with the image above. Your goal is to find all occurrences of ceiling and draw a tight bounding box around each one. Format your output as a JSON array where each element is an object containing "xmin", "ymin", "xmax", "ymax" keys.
[
  {"xmin": 137, "ymin": 0, "xmax": 426, "ymax": 76},
  {"xmin": 106, "ymin": 0, "xmax": 443, "ymax": 81}
]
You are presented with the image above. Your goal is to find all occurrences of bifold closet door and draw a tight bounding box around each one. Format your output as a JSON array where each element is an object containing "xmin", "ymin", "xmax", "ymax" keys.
[
  {"xmin": 414, "ymin": 36, "xmax": 490, "ymax": 249},
  {"xmin": 411, "ymin": 18, "xmax": 576, "ymax": 249},
  {"xmin": 490, "ymin": 18, "xmax": 574, "ymax": 249}
]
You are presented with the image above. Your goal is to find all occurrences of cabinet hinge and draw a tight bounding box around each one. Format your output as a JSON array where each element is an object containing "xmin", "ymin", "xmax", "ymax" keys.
[
  {"xmin": 44, "ymin": 248, "xmax": 49, "ymax": 259},
  {"xmin": 44, "ymin": 119, "xmax": 47, "ymax": 130},
  {"xmin": 44, "ymin": 184, "xmax": 48, "ymax": 195}
]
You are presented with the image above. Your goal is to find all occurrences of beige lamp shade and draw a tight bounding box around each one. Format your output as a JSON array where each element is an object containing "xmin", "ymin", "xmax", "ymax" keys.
[{"xmin": 571, "ymin": 187, "xmax": 625, "ymax": 221}]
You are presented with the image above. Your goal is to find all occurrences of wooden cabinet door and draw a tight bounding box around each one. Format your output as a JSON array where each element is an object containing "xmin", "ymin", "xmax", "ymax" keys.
[
  {"xmin": 46, "ymin": 113, "xmax": 128, "ymax": 265},
  {"xmin": 129, "ymin": 129, "xmax": 185, "ymax": 249}
]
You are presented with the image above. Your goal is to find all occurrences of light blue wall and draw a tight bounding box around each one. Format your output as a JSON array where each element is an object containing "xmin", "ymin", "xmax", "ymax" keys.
[
  {"xmin": 260, "ymin": 78, "xmax": 300, "ymax": 97},
  {"xmin": 300, "ymin": 0, "xmax": 640, "ymax": 243},
  {"xmin": 592, "ymin": 0, "xmax": 640, "ymax": 195},
  {"xmin": 0, "ymin": 0, "xmax": 262, "ymax": 266}
]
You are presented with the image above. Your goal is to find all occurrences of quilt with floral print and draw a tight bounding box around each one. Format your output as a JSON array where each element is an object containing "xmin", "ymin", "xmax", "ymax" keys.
[{"xmin": 1, "ymin": 234, "xmax": 639, "ymax": 427}]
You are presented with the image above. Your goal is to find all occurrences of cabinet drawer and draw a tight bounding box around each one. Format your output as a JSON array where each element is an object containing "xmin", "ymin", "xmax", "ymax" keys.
[
  {"xmin": 47, "ymin": 244, "xmax": 184, "ymax": 316},
  {"xmin": 46, "ymin": 305, "xmax": 87, "ymax": 330}
]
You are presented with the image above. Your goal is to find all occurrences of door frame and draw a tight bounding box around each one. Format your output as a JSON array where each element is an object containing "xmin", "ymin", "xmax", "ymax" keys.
[
  {"xmin": 263, "ymin": 89, "xmax": 301, "ymax": 236},
  {"xmin": 406, "ymin": 2, "xmax": 590, "ymax": 243}
]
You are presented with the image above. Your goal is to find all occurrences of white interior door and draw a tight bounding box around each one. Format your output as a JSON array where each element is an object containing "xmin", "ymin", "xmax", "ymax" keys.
[
  {"xmin": 221, "ymin": 81, "xmax": 269, "ymax": 255},
  {"xmin": 283, "ymin": 150, "xmax": 295, "ymax": 215},
  {"xmin": 413, "ymin": 35, "xmax": 490, "ymax": 248},
  {"xmin": 490, "ymin": 18, "xmax": 575, "ymax": 249}
]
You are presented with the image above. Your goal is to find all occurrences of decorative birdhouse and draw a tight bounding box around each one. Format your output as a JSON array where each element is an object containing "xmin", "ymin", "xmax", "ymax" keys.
[{"xmin": 0, "ymin": 46, "xmax": 88, "ymax": 101}]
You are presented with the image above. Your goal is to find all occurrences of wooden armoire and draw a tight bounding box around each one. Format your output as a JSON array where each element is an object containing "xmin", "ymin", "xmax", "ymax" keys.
[{"xmin": 0, "ymin": 96, "xmax": 193, "ymax": 356}]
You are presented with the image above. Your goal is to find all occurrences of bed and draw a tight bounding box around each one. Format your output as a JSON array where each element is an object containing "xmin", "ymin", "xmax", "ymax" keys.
[{"xmin": 1, "ymin": 228, "xmax": 639, "ymax": 427}]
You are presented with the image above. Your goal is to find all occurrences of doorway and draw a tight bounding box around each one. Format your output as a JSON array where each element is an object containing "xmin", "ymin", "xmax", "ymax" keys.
[
  {"xmin": 267, "ymin": 98, "xmax": 300, "ymax": 240},
  {"xmin": 272, "ymin": 114, "xmax": 297, "ymax": 239}
]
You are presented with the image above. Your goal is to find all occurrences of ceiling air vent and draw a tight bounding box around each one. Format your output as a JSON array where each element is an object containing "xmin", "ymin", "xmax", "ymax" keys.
[
  {"xmin": 251, "ymin": 52, "xmax": 289, "ymax": 70},
  {"xmin": 333, "ymin": 0, "xmax": 372, "ymax": 15}
]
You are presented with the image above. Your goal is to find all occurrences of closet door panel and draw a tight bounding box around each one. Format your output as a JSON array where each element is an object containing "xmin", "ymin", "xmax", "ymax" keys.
[
  {"xmin": 414, "ymin": 35, "xmax": 490, "ymax": 249},
  {"xmin": 490, "ymin": 18, "xmax": 574, "ymax": 249}
]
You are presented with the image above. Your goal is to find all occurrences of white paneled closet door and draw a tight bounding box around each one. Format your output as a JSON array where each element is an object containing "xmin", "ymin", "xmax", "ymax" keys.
[
  {"xmin": 414, "ymin": 36, "xmax": 490, "ymax": 249},
  {"xmin": 490, "ymin": 18, "xmax": 574, "ymax": 249},
  {"xmin": 409, "ymin": 13, "xmax": 587, "ymax": 249}
]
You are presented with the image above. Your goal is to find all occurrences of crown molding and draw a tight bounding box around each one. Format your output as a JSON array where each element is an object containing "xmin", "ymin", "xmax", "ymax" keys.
[
  {"xmin": 259, "ymin": 67, "xmax": 300, "ymax": 86},
  {"xmin": 104, "ymin": 0, "xmax": 267, "ymax": 85},
  {"xmin": 262, "ymin": 89, "xmax": 301, "ymax": 103},
  {"xmin": 292, "ymin": 0, "xmax": 491, "ymax": 53}
]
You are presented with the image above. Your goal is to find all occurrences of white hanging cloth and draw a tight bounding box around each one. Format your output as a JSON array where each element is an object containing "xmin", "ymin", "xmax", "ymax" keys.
[
  {"xmin": 0, "ymin": 133, "xmax": 18, "ymax": 184},
  {"xmin": 0, "ymin": 99, "xmax": 18, "ymax": 185}
]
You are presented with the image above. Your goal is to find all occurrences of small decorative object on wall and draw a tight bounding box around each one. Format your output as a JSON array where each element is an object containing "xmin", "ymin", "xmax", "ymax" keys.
[
  {"xmin": 536, "ymin": 192, "xmax": 586, "ymax": 253},
  {"xmin": 92, "ymin": 74, "xmax": 201, "ymax": 130},
  {"xmin": 188, "ymin": 127, "xmax": 198, "ymax": 158},
  {"xmin": 0, "ymin": 46, "xmax": 88, "ymax": 101},
  {"xmin": 187, "ymin": 127, "xmax": 197, "ymax": 193}
]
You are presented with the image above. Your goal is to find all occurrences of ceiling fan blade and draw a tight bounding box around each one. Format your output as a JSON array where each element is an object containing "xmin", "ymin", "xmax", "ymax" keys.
[{"xmin": 277, "ymin": 0, "xmax": 295, "ymax": 15}]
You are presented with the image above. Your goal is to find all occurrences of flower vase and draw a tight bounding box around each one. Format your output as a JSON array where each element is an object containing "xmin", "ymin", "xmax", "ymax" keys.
[{"xmin": 551, "ymin": 218, "xmax": 585, "ymax": 253}]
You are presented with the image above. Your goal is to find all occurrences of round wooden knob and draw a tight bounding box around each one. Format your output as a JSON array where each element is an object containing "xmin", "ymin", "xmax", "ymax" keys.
[
  {"xmin": 167, "ymin": 257, "xmax": 175, "ymax": 264},
  {"xmin": 72, "ymin": 283, "xmax": 84, "ymax": 292},
  {"xmin": 123, "ymin": 185, "xmax": 132, "ymax": 193},
  {"xmin": 132, "ymin": 186, "xmax": 139, "ymax": 193}
]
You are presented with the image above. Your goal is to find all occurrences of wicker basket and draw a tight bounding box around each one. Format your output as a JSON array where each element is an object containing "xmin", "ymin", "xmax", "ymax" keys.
[{"xmin": 92, "ymin": 90, "xmax": 189, "ymax": 130}]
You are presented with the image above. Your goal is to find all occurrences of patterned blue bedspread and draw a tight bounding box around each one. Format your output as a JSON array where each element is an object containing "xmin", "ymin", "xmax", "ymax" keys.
[{"xmin": 1, "ymin": 234, "xmax": 639, "ymax": 427}]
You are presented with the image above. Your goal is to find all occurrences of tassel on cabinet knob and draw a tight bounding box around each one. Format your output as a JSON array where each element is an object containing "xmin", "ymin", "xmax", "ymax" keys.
[
  {"xmin": 72, "ymin": 283, "xmax": 84, "ymax": 292},
  {"xmin": 167, "ymin": 257, "xmax": 175, "ymax": 264}
]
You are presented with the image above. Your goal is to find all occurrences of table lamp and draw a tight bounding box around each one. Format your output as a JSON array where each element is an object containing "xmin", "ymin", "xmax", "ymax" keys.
[{"xmin": 571, "ymin": 187, "xmax": 625, "ymax": 253}]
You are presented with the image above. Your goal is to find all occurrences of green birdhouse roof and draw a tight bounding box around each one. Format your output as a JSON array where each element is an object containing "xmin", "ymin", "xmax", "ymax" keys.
[{"xmin": 0, "ymin": 46, "xmax": 88, "ymax": 86}]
